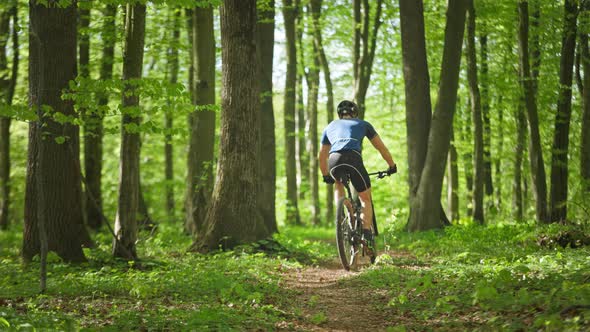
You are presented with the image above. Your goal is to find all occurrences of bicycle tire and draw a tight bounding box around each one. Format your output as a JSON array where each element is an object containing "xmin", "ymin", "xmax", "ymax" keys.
[{"xmin": 336, "ymin": 197, "xmax": 356, "ymax": 270}]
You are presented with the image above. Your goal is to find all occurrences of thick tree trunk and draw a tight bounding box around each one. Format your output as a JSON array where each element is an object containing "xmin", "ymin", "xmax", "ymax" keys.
[
  {"xmin": 581, "ymin": 0, "xmax": 590, "ymax": 194},
  {"xmin": 113, "ymin": 3, "xmax": 146, "ymax": 260},
  {"xmin": 195, "ymin": 0, "xmax": 270, "ymax": 250},
  {"xmin": 353, "ymin": 0, "xmax": 383, "ymax": 119},
  {"xmin": 550, "ymin": 0, "xmax": 578, "ymax": 222},
  {"xmin": 0, "ymin": 2, "xmax": 17, "ymax": 230},
  {"xmin": 406, "ymin": 0, "xmax": 467, "ymax": 231},
  {"xmin": 84, "ymin": 4, "xmax": 116, "ymax": 230},
  {"xmin": 399, "ymin": 0, "xmax": 453, "ymax": 227},
  {"xmin": 447, "ymin": 129, "xmax": 459, "ymax": 221},
  {"xmin": 185, "ymin": 6, "xmax": 216, "ymax": 236},
  {"xmin": 306, "ymin": 39, "xmax": 320, "ymax": 225},
  {"xmin": 164, "ymin": 9, "xmax": 180, "ymax": 221},
  {"xmin": 24, "ymin": 0, "xmax": 92, "ymax": 262},
  {"xmin": 398, "ymin": 0, "xmax": 432, "ymax": 206},
  {"xmin": 465, "ymin": 0, "xmax": 484, "ymax": 224},
  {"xmin": 283, "ymin": 0, "xmax": 301, "ymax": 225},
  {"xmin": 310, "ymin": 0, "xmax": 335, "ymax": 224},
  {"xmin": 257, "ymin": 0, "xmax": 278, "ymax": 234},
  {"xmin": 517, "ymin": 0, "xmax": 548, "ymax": 223},
  {"xmin": 513, "ymin": 99, "xmax": 526, "ymax": 221},
  {"xmin": 480, "ymin": 32, "xmax": 493, "ymax": 198}
]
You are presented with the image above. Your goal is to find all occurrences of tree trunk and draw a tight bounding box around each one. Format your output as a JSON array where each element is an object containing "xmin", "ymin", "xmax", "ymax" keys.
[
  {"xmin": 310, "ymin": 0, "xmax": 334, "ymax": 224},
  {"xmin": 283, "ymin": 0, "xmax": 301, "ymax": 225},
  {"xmin": 406, "ymin": 0, "xmax": 467, "ymax": 232},
  {"xmin": 0, "ymin": 1, "xmax": 17, "ymax": 230},
  {"xmin": 447, "ymin": 128, "xmax": 459, "ymax": 221},
  {"xmin": 549, "ymin": 0, "xmax": 578, "ymax": 222},
  {"xmin": 581, "ymin": 0, "xmax": 590, "ymax": 194},
  {"xmin": 306, "ymin": 36, "xmax": 320, "ymax": 226},
  {"xmin": 296, "ymin": 0, "xmax": 308, "ymax": 202},
  {"xmin": 78, "ymin": 1, "xmax": 92, "ymax": 229},
  {"xmin": 398, "ymin": 0, "xmax": 432, "ymax": 207},
  {"xmin": 113, "ymin": 3, "xmax": 146, "ymax": 260},
  {"xmin": 495, "ymin": 99, "xmax": 504, "ymax": 208},
  {"xmin": 513, "ymin": 98, "xmax": 526, "ymax": 221},
  {"xmin": 460, "ymin": 97, "xmax": 474, "ymax": 217},
  {"xmin": 480, "ymin": 32, "xmax": 493, "ymax": 198},
  {"xmin": 78, "ymin": 2, "xmax": 90, "ymax": 228},
  {"xmin": 296, "ymin": 70, "xmax": 307, "ymax": 201},
  {"xmin": 185, "ymin": 6, "xmax": 216, "ymax": 236},
  {"xmin": 24, "ymin": 0, "xmax": 92, "ymax": 262},
  {"xmin": 195, "ymin": 0, "xmax": 270, "ymax": 250},
  {"xmin": 257, "ymin": 0, "xmax": 278, "ymax": 234},
  {"xmin": 465, "ymin": 0, "xmax": 484, "ymax": 224},
  {"xmin": 78, "ymin": 1, "xmax": 91, "ymax": 228},
  {"xmin": 78, "ymin": 3, "xmax": 90, "ymax": 78},
  {"xmin": 399, "ymin": 0, "xmax": 453, "ymax": 227},
  {"xmin": 531, "ymin": 0, "xmax": 541, "ymax": 94},
  {"xmin": 353, "ymin": 0, "xmax": 383, "ymax": 119},
  {"xmin": 164, "ymin": 9, "xmax": 180, "ymax": 221},
  {"xmin": 84, "ymin": 4, "xmax": 116, "ymax": 230},
  {"xmin": 517, "ymin": 0, "xmax": 548, "ymax": 223},
  {"xmin": 185, "ymin": 8, "xmax": 193, "ymax": 106},
  {"xmin": 353, "ymin": 0, "xmax": 360, "ymax": 86}
]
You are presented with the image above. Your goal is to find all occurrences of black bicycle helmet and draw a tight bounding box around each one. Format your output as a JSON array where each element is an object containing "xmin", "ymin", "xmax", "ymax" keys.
[{"xmin": 337, "ymin": 100, "xmax": 359, "ymax": 118}]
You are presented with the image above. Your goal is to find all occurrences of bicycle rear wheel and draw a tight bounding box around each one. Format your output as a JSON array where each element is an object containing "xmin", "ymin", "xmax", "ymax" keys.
[{"xmin": 336, "ymin": 197, "xmax": 356, "ymax": 270}]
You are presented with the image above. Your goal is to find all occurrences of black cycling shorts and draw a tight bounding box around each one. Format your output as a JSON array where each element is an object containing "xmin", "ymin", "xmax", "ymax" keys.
[{"xmin": 328, "ymin": 150, "xmax": 371, "ymax": 193}]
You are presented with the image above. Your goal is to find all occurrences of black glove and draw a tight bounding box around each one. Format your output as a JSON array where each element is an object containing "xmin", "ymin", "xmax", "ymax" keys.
[
  {"xmin": 387, "ymin": 164, "xmax": 397, "ymax": 175},
  {"xmin": 323, "ymin": 175, "xmax": 335, "ymax": 184}
]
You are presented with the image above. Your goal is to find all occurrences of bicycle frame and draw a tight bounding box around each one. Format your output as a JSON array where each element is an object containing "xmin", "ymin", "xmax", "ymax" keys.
[
  {"xmin": 335, "ymin": 169, "xmax": 393, "ymax": 270},
  {"xmin": 340, "ymin": 174, "xmax": 366, "ymax": 256}
]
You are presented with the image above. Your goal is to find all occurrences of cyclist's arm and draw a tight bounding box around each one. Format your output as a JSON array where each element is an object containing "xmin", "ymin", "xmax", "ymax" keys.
[
  {"xmin": 319, "ymin": 144, "xmax": 331, "ymax": 176},
  {"xmin": 369, "ymin": 134, "xmax": 396, "ymax": 167}
]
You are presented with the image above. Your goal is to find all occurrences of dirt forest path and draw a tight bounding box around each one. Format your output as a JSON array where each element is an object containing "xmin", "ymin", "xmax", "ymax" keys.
[{"xmin": 279, "ymin": 257, "xmax": 398, "ymax": 331}]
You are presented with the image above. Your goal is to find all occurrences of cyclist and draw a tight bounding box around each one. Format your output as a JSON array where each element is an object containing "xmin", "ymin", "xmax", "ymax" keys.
[{"xmin": 318, "ymin": 100, "xmax": 397, "ymax": 254}]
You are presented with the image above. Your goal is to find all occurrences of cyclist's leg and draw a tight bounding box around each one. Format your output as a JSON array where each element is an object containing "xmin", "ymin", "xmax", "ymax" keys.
[
  {"xmin": 358, "ymin": 189, "xmax": 373, "ymax": 230},
  {"xmin": 328, "ymin": 152, "xmax": 347, "ymax": 206},
  {"xmin": 334, "ymin": 181, "xmax": 345, "ymax": 204}
]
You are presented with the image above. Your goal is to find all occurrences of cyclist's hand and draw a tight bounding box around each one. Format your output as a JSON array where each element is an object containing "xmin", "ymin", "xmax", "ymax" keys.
[
  {"xmin": 387, "ymin": 164, "xmax": 397, "ymax": 175},
  {"xmin": 323, "ymin": 175, "xmax": 335, "ymax": 184}
]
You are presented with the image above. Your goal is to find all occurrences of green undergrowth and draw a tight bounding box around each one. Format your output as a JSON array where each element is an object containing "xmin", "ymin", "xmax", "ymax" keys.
[
  {"xmin": 0, "ymin": 223, "xmax": 308, "ymax": 331},
  {"xmin": 2, "ymin": 221, "xmax": 589, "ymax": 331},
  {"xmin": 361, "ymin": 221, "xmax": 590, "ymax": 331}
]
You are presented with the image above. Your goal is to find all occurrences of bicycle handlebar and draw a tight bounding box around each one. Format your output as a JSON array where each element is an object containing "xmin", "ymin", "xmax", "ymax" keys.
[{"xmin": 368, "ymin": 170, "xmax": 394, "ymax": 179}]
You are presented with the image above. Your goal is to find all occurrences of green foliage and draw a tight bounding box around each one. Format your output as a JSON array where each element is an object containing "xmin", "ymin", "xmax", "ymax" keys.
[
  {"xmin": 273, "ymin": 226, "xmax": 336, "ymax": 264},
  {"xmin": 0, "ymin": 223, "xmax": 297, "ymax": 330},
  {"xmin": 2, "ymin": 219, "xmax": 590, "ymax": 330},
  {"xmin": 357, "ymin": 222, "xmax": 590, "ymax": 330}
]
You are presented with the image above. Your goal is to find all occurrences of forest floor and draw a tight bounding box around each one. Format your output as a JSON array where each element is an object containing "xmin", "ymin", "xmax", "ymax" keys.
[
  {"xmin": 277, "ymin": 251, "xmax": 414, "ymax": 331},
  {"xmin": 1, "ymin": 223, "xmax": 589, "ymax": 331}
]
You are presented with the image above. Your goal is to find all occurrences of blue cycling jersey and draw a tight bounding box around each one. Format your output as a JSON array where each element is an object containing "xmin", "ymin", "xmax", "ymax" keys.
[{"xmin": 320, "ymin": 118, "xmax": 378, "ymax": 153}]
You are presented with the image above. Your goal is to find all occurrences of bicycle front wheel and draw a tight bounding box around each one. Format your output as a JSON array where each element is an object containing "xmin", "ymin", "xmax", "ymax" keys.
[{"xmin": 336, "ymin": 197, "xmax": 356, "ymax": 270}]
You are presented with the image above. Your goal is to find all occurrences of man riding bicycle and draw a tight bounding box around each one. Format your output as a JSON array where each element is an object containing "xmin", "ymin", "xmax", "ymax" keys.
[{"xmin": 318, "ymin": 100, "xmax": 397, "ymax": 254}]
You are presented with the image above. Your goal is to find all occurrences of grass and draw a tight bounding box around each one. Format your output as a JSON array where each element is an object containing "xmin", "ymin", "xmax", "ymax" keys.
[
  {"xmin": 362, "ymin": 221, "xmax": 590, "ymax": 331},
  {"xmin": 1, "ymin": 220, "xmax": 589, "ymax": 331},
  {"xmin": 0, "ymin": 223, "xmax": 297, "ymax": 331}
]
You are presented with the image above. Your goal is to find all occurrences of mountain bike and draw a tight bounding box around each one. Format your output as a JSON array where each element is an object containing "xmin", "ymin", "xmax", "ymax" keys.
[{"xmin": 335, "ymin": 170, "xmax": 392, "ymax": 271}]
